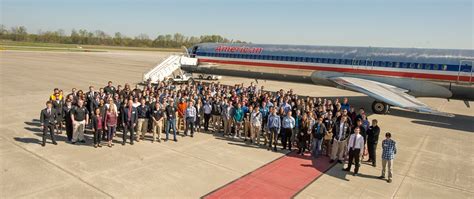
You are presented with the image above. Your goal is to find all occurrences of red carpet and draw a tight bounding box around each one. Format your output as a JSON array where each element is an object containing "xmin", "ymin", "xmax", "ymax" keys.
[{"xmin": 204, "ymin": 151, "xmax": 334, "ymax": 199}]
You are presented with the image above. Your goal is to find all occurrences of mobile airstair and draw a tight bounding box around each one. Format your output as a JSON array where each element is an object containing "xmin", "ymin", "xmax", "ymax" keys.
[{"xmin": 143, "ymin": 55, "xmax": 198, "ymax": 83}]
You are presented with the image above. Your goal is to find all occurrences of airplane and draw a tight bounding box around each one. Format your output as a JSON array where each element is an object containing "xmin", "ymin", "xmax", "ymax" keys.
[{"xmin": 180, "ymin": 43, "xmax": 474, "ymax": 117}]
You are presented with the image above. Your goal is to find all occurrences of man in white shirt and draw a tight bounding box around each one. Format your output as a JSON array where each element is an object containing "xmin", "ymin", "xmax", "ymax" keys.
[
  {"xmin": 250, "ymin": 106, "xmax": 262, "ymax": 144},
  {"xmin": 343, "ymin": 127, "xmax": 365, "ymax": 176}
]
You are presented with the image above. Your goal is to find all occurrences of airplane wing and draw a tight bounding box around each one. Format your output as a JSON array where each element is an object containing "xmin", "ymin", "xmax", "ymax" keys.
[{"xmin": 329, "ymin": 76, "xmax": 454, "ymax": 117}]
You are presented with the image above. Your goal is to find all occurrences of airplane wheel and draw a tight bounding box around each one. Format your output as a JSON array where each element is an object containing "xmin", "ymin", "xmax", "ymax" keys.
[
  {"xmin": 199, "ymin": 75, "xmax": 203, "ymax": 79},
  {"xmin": 207, "ymin": 76, "xmax": 212, "ymax": 80},
  {"xmin": 372, "ymin": 101, "xmax": 389, "ymax": 114}
]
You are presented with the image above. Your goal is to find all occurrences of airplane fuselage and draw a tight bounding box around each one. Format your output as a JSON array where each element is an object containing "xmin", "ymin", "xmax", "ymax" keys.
[{"xmin": 184, "ymin": 43, "xmax": 474, "ymax": 101}]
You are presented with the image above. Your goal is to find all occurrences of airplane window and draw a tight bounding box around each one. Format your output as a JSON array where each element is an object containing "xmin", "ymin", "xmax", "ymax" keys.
[
  {"xmin": 367, "ymin": 60, "xmax": 373, "ymax": 66},
  {"xmin": 402, "ymin": 62, "xmax": 407, "ymax": 68},
  {"xmin": 433, "ymin": 64, "xmax": 439, "ymax": 70},
  {"xmin": 395, "ymin": 62, "xmax": 400, "ymax": 68},
  {"xmin": 387, "ymin": 62, "xmax": 393, "ymax": 67},
  {"xmin": 417, "ymin": 63, "xmax": 423, "ymax": 69},
  {"xmin": 425, "ymin": 64, "xmax": 431, "ymax": 70},
  {"xmin": 373, "ymin": 61, "xmax": 379, "ymax": 66},
  {"xmin": 359, "ymin": 60, "xmax": 366, "ymax": 66},
  {"xmin": 409, "ymin": 63, "xmax": 416, "ymax": 69},
  {"xmin": 316, "ymin": 58, "xmax": 321, "ymax": 63},
  {"xmin": 442, "ymin": 64, "xmax": 447, "ymax": 71}
]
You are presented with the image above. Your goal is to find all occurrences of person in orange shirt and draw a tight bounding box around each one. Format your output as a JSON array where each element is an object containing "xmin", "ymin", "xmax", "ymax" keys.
[{"xmin": 177, "ymin": 98, "xmax": 187, "ymax": 134}]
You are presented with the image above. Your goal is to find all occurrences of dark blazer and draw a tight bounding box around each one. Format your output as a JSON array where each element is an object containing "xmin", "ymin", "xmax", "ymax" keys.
[
  {"xmin": 121, "ymin": 106, "xmax": 138, "ymax": 124},
  {"xmin": 62, "ymin": 105, "xmax": 74, "ymax": 123},
  {"xmin": 333, "ymin": 121, "xmax": 350, "ymax": 141},
  {"xmin": 367, "ymin": 125, "xmax": 380, "ymax": 144},
  {"xmin": 52, "ymin": 99, "xmax": 64, "ymax": 119},
  {"xmin": 40, "ymin": 108, "xmax": 58, "ymax": 125},
  {"xmin": 91, "ymin": 114, "xmax": 105, "ymax": 130},
  {"xmin": 312, "ymin": 122, "xmax": 327, "ymax": 139}
]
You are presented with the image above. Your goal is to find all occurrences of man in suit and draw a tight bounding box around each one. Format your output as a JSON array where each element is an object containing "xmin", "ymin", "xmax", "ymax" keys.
[
  {"xmin": 122, "ymin": 99, "xmax": 138, "ymax": 145},
  {"xmin": 62, "ymin": 99, "xmax": 74, "ymax": 142},
  {"xmin": 343, "ymin": 127, "xmax": 365, "ymax": 176},
  {"xmin": 330, "ymin": 116, "xmax": 351, "ymax": 163},
  {"xmin": 40, "ymin": 101, "xmax": 58, "ymax": 146},
  {"xmin": 366, "ymin": 119, "xmax": 380, "ymax": 167}
]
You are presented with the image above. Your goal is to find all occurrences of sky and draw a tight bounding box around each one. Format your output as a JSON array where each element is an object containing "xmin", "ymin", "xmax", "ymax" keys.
[{"xmin": 1, "ymin": 0, "xmax": 473, "ymax": 49}]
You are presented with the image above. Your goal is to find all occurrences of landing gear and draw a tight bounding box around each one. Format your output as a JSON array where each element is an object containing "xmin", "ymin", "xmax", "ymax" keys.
[{"xmin": 372, "ymin": 101, "xmax": 390, "ymax": 114}]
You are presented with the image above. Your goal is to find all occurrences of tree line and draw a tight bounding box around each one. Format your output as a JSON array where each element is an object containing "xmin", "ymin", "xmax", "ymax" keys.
[{"xmin": 0, "ymin": 25, "xmax": 246, "ymax": 48}]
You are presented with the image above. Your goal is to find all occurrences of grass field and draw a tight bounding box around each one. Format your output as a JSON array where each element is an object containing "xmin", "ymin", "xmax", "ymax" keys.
[{"xmin": 0, "ymin": 40, "xmax": 183, "ymax": 52}]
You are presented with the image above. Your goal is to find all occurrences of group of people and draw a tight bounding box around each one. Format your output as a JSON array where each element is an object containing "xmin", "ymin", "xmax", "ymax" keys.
[{"xmin": 39, "ymin": 80, "xmax": 397, "ymax": 182}]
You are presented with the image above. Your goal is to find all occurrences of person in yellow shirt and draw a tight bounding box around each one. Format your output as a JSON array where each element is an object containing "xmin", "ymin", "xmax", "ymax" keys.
[{"xmin": 50, "ymin": 88, "xmax": 63, "ymax": 101}]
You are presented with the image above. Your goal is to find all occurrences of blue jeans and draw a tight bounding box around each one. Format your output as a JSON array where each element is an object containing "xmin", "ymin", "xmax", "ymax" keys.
[
  {"xmin": 312, "ymin": 138, "xmax": 323, "ymax": 158},
  {"xmin": 166, "ymin": 119, "xmax": 177, "ymax": 140}
]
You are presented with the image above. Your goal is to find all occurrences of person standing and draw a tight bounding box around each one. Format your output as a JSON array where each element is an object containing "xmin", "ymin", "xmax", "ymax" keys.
[
  {"xmin": 233, "ymin": 103, "xmax": 244, "ymax": 138},
  {"xmin": 311, "ymin": 117, "xmax": 327, "ymax": 158},
  {"xmin": 151, "ymin": 102, "xmax": 165, "ymax": 143},
  {"xmin": 297, "ymin": 114, "xmax": 310, "ymax": 155},
  {"xmin": 379, "ymin": 132, "xmax": 396, "ymax": 183},
  {"xmin": 223, "ymin": 101, "xmax": 233, "ymax": 137},
  {"xmin": 195, "ymin": 99, "xmax": 204, "ymax": 133},
  {"xmin": 366, "ymin": 119, "xmax": 380, "ymax": 167},
  {"xmin": 71, "ymin": 100, "xmax": 89, "ymax": 144},
  {"xmin": 39, "ymin": 101, "xmax": 58, "ymax": 146},
  {"xmin": 185, "ymin": 101, "xmax": 197, "ymax": 137},
  {"xmin": 281, "ymin": 111, "xmax": 295, "ymax": 150},
  {"xmin": 343, "ymin": 127, "xmax": 365, "ymax": 176},
  {"xmin": 62, "ymin": 99, "xmax": 74, "ymax": 142},
  {"xmin": 330, "ymin": 116, "xmax": 350, "ymax": 163},
  {"xmin": 91, "ymin": 108, "xmax": 104, "ymax": 148},
  {"xmin": 51, "ymin": 93, "xmax": 64, "ymax": 134},
  {"xmin": 177, "ymin": 98, "xmax": 187, "ymax": 133},
  {"xmin": 203, "ymin": 100, "xmax": 212, "ymax": 132},
  {"xmin": 104, "ymin": 105, "xmax": 118, "ymax": 147},
  {"xmin": 165, "ymin": 99, "xmax": 178, "ymax": 142},
  {"xmin": 122, "ymin": 99, "xmax": 137, "ymax": 145},
  {"xmin": 267, "ymin": 107, "xmax": 281, "ymax": 151},
  {"xmin": 250, "ymin": 106, "xmax": 262, "ymax": 144},
  {"xmin": 211, "ymin": 98, "xmax": 222, "ymax": 133},
  {"xmin": 136, "ymin": 98, "xmax": 150, "ymax": 142}
]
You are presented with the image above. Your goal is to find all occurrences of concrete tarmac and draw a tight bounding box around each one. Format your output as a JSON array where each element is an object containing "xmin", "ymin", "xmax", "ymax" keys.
[{"xmin": 1, "ymin": 50, "xmax": 473, "ymax": 198}]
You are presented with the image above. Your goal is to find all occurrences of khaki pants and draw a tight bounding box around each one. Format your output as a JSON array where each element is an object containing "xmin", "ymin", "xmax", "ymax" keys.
[
  {"xmin": 331, "ymin": 139, "xmax": 347, "ymax": 161},
  {"xmin": 177, "ymin": 116, "xmax": 185, "ymax": 132},
  {"xmin": 72, "ymin": 120, "xmax": 85, "ymax": 142},
  {"xmin": 243, "ymin": 120, "xmax": 251, "ymax": 138},
  {"xmin": 212, "ymin": 115, "xmax": 221, "ymax": 132},
  {"xmin": 251, "ymin": 125, "xmax": 260, "ymax": 143},
  {"xmin": 136, "ymin": 118, "xmax": 148, "ymax": 140},
  {"xmin": 382, "ymin": 159, "xmax": 393, "ymax": 179},
  {"xmin": 152, "ymin": 119, "xmax": 164, "ymax": 141},
  {"xmin": 223, "ymin": 118, "xmax": 232, "ymax": 136}
]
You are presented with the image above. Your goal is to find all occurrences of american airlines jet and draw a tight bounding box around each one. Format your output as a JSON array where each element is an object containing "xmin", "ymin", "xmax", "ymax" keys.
[{"xmin": 182, "ymin": 43, "xmax": 474, "ymax": 117}]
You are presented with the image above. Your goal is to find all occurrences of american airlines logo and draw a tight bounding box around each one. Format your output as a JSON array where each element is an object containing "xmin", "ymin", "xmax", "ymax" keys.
[{"xmin": 215, "ymin": 45, "xmax": 263, "ymax": 54}]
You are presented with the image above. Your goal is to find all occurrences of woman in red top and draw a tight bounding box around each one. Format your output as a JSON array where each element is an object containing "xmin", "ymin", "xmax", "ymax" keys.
[{"xmin": 104, "ymin": 104, "xmax": 118, "ymax": 147}]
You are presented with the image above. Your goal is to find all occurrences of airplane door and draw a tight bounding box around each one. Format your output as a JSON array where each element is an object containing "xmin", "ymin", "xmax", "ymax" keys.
[{"xmin": 458, "ymin": 60, "xmax": 473, "ymax": 84}]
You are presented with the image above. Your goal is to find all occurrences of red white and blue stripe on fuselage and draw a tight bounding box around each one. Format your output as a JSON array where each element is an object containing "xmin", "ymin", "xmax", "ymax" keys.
[{"xmin": 191, "ymin": 43, "xmax": 473, "ymax": 83}]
